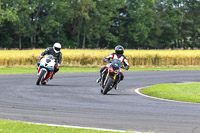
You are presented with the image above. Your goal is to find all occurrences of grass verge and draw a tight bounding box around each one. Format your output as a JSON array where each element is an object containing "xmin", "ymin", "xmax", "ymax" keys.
[
  {"xmin": 141, "ymin": 83, "xmax": 200, "ymax": 103},
  {"xmin": 0, "ymin": 119, "xmax": 143, "ymax": 133},
  {"xmin": 1, "ymin": 66, "xmax": 200, "ymax": 74},
  {"xmin": 0, "ymin": 67, "xmax": 100, "ymax": 74}
]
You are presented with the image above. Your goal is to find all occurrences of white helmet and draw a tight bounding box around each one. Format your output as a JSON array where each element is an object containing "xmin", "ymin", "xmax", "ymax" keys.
[{"xmin": 53, "ymin": 43, "xmax": 61, "ymax": 53}]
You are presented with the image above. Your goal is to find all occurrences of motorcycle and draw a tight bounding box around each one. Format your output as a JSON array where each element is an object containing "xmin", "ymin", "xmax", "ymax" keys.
[
  {"xmin": 100, "ymin": 59, "xmax": 126, "ymax": 95},
  {"xmin": 36, "ymin": 55, "xmax": 55, "ymax": 85}
]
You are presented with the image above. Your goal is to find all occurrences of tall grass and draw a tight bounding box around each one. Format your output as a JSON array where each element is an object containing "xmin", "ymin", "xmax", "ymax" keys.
[{"xmin": 1, "ymin": 49, "xmax": 200, "ymax": 67}]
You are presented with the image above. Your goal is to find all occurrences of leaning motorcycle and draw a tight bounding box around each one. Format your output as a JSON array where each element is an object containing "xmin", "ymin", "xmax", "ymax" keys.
[
  {"xmin": 100, "ymin": 59, "xmax": 125, "ymax": 95},
  {"xmin": 36, "ymin": 55, "xmax": 55, "ymax": 85}
]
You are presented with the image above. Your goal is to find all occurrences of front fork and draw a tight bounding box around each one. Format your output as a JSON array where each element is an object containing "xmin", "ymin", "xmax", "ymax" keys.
[
  {"xmin": 37, "ymin": 67, "xmax": 47, "ymax": 77},
  {"xmin": 103, "ymin": 72, "xmax": 117, "ymax": 87},
  {"xmin": 37, "ymin": 67, "xmax": 48, "ymax": 83}
]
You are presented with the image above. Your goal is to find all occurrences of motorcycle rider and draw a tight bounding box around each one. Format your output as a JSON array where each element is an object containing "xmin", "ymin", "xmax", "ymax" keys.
[
  {"xmin": 38, "ymin": 42, "xmax": 62, "ymax": 79},
  {"xmin": 96, "ymin": 45, "xmax": 129, "ymax": 89}
]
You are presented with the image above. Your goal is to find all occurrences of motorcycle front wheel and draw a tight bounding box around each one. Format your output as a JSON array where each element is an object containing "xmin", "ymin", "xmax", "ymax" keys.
[
  {"xmin": 102, "ymin": 77, "xmax": 113, "ymax": 95},
  {"xmin": 36, "ymin": 69, "xmax": 46, "ymax": 85}
]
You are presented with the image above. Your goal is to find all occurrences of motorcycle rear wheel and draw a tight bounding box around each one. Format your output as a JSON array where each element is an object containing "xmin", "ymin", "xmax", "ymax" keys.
[{"xmin": 36, "ymin": 69, "xmax": 46, "ymax": 85}]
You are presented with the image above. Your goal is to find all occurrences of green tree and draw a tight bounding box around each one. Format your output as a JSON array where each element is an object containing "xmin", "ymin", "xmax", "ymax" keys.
[
  {"xmin": 120, "ymin": 0, "xmax": 154, "ymax": 48},
  {"xmin": 148, "ymin": 0, "xmax": 184, "ymax": 49},
  {"xmin": 181, "ymin": 0, "xmax": 200, "ymax": 48},
  {"xmin": 88, "ymin": 0, "xmax": 126, "ymax": 48},
  {"xmin": 1, "ymin": 0, "xmax": 68, "ymax": 49},
  {"xmin": 0, "ymin": 1, "xmax": 18, "ymax": 26},
  {"xmin": 66, "ymin": 0, "xmax": 95, "ymax": 48}
]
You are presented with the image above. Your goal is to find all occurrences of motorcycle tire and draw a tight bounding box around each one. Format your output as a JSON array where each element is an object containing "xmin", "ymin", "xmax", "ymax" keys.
[
  {"xmin": 36, "ymin": 69, "xmax": 46, "ymax": 85},
  {"xmin": 103, "ymin": 77, "xmax": 113, "ymax": 95}
]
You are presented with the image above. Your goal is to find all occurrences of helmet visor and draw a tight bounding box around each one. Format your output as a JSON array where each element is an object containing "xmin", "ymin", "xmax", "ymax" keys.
[
  {"xmin": 55, "ymin": 47, "xmax": 61, "ymax": 52},
  {"xmin": 116, "ymin": 50, "xmax": 123, "ymax": 55}
]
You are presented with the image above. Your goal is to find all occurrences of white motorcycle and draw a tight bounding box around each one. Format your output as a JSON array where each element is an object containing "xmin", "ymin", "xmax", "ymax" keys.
[{"xmin": 36, "ymin": 55, "xmax": 55, "ymax": 85}]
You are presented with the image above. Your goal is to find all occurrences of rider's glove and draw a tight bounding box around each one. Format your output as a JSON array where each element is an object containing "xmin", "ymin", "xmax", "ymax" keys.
[
  {"xmin": 103, "ymin": 58, "xmax": 112, "ymax": 63},
  {"xmin": 55, "ymin": 64, "xmax": 61, "ymax": 69},
  {"xmin": 38, "ymin": 56, "xmax": 43, "ymax": 60},
  {"xmin": 125, "ymin": 65, "xmax": 129, "ymax": 70},
  {"xmin": 103, "ymin": 58, "xmax": 108, "ymax": 62}
]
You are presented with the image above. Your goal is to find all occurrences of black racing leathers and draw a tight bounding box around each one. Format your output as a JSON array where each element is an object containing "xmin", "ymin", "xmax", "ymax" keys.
[
  {"xmin": 40, "ymin": 47, "xmax": 62, "ymax": 73},
  {"xmin": 40, "ymin": 47, "xmax": 62, "ymax": 65}
]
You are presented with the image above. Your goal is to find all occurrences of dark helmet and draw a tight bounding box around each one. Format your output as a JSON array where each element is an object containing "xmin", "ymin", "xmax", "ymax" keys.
[{"xmin": 115, "ymin": 45, "xmax": 124, "ymax": 56}]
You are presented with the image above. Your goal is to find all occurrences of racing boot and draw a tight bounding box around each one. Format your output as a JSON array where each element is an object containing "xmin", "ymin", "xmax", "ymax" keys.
[
  {"xmin": 114, "ymin": 76, "xmax": 121, "ymax": 90},
  {"xmin": 96, "ymin": 72, "xmax": 102, "ymax": 83},
  {"xmin": 41, "ymin": 82, "xmax": 46, "ymax": 85},
  {"xmin": 96, "ymin": 77, "xmax": 101, "ymax": 83},
  {"xmin": 114, "ymin": 83, "xmax": 118, "ymax": 90}
]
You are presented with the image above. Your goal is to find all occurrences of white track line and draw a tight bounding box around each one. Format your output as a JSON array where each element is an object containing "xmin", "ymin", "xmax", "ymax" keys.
[
  {"xmin": 135, "ymin": 86, "xmax": 200, "ymax": 104},
  {"xmin": 22, "ymin": 121, "xmax": 127, "ymax": 132},
  {"xmin": 6, "ymin": 120, "xmax": 145, "ymax": 133}
]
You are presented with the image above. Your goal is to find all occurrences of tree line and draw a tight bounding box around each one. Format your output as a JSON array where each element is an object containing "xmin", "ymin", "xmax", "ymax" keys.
[{"xmin": 0, "ymin": 0, "xmax": 200, "ymax": 49}]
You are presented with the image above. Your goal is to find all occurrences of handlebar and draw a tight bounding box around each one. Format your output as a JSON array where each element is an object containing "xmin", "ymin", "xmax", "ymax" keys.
[
  {"xmin": 121, "ymin": 66, "xmax": 125, "ymax": 69},
  {"xmin": 121, "ymin": 66, "xmax": 127, "ymax": 70},
  {"xmin": 103, "ymin": 58, "xmax": 110, "ymax": 63},
  {"xmin": 108, "ymin": 60, "xmax": 112, "ymax": 63}
]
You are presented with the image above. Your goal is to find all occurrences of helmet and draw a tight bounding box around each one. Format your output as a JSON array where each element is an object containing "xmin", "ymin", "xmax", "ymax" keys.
[
  {"xmin": 53, "ymin": 43, "xmax": 61, "ymax": 53},
  {"xmin": 115, "ymin": 45, "xmax": 124, "ymax": 56}
]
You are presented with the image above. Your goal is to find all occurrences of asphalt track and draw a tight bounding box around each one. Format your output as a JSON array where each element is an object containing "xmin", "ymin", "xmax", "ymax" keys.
[{"xmin": 0, "ymin": 71, "xmax": 200, "ymax": 133}]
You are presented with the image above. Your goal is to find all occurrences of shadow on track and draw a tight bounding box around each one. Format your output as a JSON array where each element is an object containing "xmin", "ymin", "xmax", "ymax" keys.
[
  {"xmin": 99, "ymin": 93, "xmax": 134, "ymax": 96},
  {"xmin": 37, "ymin": 84, "xmax": 68, "ymax": 87}
]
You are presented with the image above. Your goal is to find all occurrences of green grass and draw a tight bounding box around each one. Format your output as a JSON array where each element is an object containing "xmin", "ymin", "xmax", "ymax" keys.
[
  {"xmin": 141, "ymin": 83, "xmax": 200, "ymax": 103},
  {"xmin": 0, "ymin": 67, "xmax": 100, "ymax": 74},
  {"xmin": 1, "ymin": 66, "xmax": 200, "ymax": 74},
  {"xmin": 0, "ymin": 119, "xmax": 142, "ymax": 133}
]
